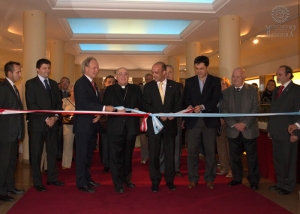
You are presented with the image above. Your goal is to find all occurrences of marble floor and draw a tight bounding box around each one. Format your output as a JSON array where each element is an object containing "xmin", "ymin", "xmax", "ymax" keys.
[{"xmin": 1, "ymin": 154, "xmax": 300, "ymax": 214}]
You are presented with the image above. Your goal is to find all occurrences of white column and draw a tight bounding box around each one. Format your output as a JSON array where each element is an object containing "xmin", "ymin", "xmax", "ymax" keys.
[
  {"xmin": 186, "ymin": 42, "xmax": 201, "ymax": 78},
  {"xmin": 50, "ymin": 40, "xmax": 65, "ymax": 82},
  {"xmin": 64, "ymin": 54, "xmax": 75, "ymax": 84},
  {"xmin": 168, "ymin": 56, "xmax": 180, "ymax": 82},
  {"xmin": 219, "ymin": 15, "xmax": 240, "ymax": 79},
  {"xmin": 22, "ymin": 10, "xmax": 47, "ymax": 164}
]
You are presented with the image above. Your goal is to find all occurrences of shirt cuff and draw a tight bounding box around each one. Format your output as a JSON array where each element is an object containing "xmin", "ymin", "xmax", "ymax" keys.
[{"xmin": 295, "ymin": 123, "xmax": 300, "ymax": 129}]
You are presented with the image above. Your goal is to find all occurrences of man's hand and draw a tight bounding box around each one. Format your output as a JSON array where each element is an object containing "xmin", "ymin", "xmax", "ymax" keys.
[
  {"xmin": 267, "ymin": 132, "xmax": 272, "ymax": 139},
  {"xmin": 194, "ymin": 105, "xmax": 202, "ymax": 113},
  {"xmin": 290, "ymin": 134, "xmax": 298, "ymax": 143},
  {"xmin": 92, "ymin": 115, "xmax": 101, "ymax": 123},
  {"xmin": 46, "ymin": 116, "xmax": 58, "ymax": 127},
  {"xmin": 105, "ymin": 105, "xmax": 114, "ymax": 112},
  {"xmin": 288, "ymin": 124, "xmax": 298, "ymax": 134},
  {"xmin": 187, "ymin": 105, "xmax": 194, "ymax": 110},
  {"xmin": 233, "ymin": 122, "xmax": 246, "ymax": 132},
  {"xmin": 167, "ymin": 112, "xmax": 174, "ymax": 120}
]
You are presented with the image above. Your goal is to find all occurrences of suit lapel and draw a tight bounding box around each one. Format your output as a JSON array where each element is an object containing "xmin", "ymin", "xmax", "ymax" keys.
[
  {"xmin": 114, "ymin": 84, "xmax": 124, "ymax": 104},
  {"xmin": 164, "ymin": 80, "xmax": 173, "ymax": 105}
]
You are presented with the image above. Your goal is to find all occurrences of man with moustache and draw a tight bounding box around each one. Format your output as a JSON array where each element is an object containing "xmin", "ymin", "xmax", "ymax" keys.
[
  {"xmin": 103, "ymin": 67, "xmax": 143, "ymax": 193},
  {"xmin": 267, "ymin": 65, "xmax": 300, "ymax": 195},
  {"xmin": 73, "ymin": 57, "xmax": 114, "ymax": 193},
  {"xmin": 0, "ymin": 61, "xmax": 25, "ymax": 201},
  {"xmin": 26, "ymin": 58, "xmax": 64, "ymax": 192},
  {"xmin": 143, "ymin": 62, "xmax": 182, "ymax": 192}
]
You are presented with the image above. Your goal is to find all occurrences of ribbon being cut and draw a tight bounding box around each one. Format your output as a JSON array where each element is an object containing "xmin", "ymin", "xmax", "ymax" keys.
[{"xmin": 1, "ymin": 108, "xmax": 299, "ymax": 134}]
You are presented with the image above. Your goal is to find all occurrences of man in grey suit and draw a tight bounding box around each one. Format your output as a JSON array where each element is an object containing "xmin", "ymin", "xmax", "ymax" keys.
[
  {"xmin": 221, "ymin": 67, "xmax": 260, "ymax": 190},
  {"xmin": 267, "ymin": 65, "xmax": 300, "ymax": 195},
  {"xmin": 0, "ymin": 61, "xmax": 25, "ymax": 202}
]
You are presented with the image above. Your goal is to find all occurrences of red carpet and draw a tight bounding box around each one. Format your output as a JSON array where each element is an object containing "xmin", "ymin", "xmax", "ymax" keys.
[{"xmin": 9, "ymin": 148, "xmax": 290, "ymax": 214}]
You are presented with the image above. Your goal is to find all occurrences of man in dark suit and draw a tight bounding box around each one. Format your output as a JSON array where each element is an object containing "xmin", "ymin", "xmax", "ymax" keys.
[
  {"xmin": 0, "ymin": 61, "xmax": 25, "ymax": 202},
  {"xmin": 267, "ymin": 65, "xmax": 300, "ymax": 195},
  {"xmin": 221, "ymin": 67, "xmax": 260, "ymax": 190},
  {"xmin": 73, "ymin": 57, "xmax": 114, "ymax": 193},
  {"xmin": 25, "ymin": 58, "xmax": 64, "ymax": 192},
  {"xmin": 183, "ymin": 56, "xmax": 221, "ymax": 190},
  {"xmin": 59, "ymin": 77, "xmax": 71, "ymax": 98},
  {"xmin": 143, "ymin": 61, "xmax": 182, "ymax": 192},
  {"xmin": 103, "ymin": 67, "xmax": 143, "ymax": 193}
]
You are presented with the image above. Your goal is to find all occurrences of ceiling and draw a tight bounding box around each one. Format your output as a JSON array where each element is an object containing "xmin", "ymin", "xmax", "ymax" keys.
[{"xmin": 0, "ymin": 0, "xmax": 298, "ymax": 72}]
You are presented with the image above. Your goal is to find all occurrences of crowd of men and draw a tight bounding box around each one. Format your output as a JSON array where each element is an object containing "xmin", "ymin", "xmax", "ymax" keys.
[{"xmin": 0, "ymin": 56, "xmax": 299, "ymax": 202}]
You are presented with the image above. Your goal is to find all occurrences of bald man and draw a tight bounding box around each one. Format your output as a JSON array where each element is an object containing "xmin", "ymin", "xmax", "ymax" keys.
[
  {"xmin": 103, "ymin": 67, "xmax": 143, "ymax": 193},
  {"xmin": 221, "ymin": 67, "xmax": 260, "ymax": 190}
]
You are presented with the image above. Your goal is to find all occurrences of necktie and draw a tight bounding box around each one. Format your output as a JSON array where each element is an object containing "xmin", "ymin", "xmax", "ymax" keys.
[
  {"xmin": 13, "ymin": 85, "xmax": 20, "ymax": 100},
  {"xmin": 44, "ymin": 79, "xmax": 52, "ymax": 99},
  {"xmin": 276, "ymin": 85, "xmax": 284, "ymax": 99},
  {"xmin": 236, "ymin": 87, "xmax": 241, "ymax": 92},
  {"xmin": 159, "ymin": 82, "xmax": 164, "ymax": 104},
  {"xmin": 91, "ymin": 80, "xmax": 98, "ymax": 96}
]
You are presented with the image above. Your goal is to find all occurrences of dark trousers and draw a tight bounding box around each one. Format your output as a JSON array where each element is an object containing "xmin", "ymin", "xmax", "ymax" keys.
[
  {"xmin": 228, "ymin": 132, "xmax": 260, "ymax": 185},
  {"xmin": 29, "ymin": 130, "xmax": 58, "ymax": 186},
  {"xmin": 0, "ymin": 137, "xmax": 18, "ymax": 195},
  {"xmin": 272, "ymin": 138, "xmax": 298, "ymax": 192},
  {"xmin": 108, "ymin": 131, "xmax": 136, "ymax": 186},
  {"xmin": 75, "ymin": 133, "xmax": 97, "ymax": 188},
  {"xmin": 99, "ymin": 133, "xmax": 109, "ymax": 168},
  {"xmin": 148, "ymin": 131, "xmax": 175, "ymax": 184},
  {"xmin": 187, "ymin": 118, "xmax": 216, "ymax": 183}
]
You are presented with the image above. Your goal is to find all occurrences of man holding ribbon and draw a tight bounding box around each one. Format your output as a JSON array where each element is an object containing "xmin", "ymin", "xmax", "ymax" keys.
[
  {"xmin": 73, "ymin": 57, "xmax": 115, "ymax": 193},
  {"xmin": 25, "ymin": 58, "xmax": 64, "ymax": 192},
  {"xmin": 103, "ymin": 67, "xmax": 143, "ymax": 193},
  {"xmin": 143, "ymin": 61, "xmax": 182, "ymax": 192},
  {"xmin": 267, "ymin": 65, "xmax": 300, "ymax": 195}
]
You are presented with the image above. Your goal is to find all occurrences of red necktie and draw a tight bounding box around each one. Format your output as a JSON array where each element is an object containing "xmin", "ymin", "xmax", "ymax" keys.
[
  {"xmin": 276, "ymin": 85, "xmax": 284, "ymax": 99},
  {"xmin": 91, "ymin": 80, "xmax": 96, "ymax": 92}
]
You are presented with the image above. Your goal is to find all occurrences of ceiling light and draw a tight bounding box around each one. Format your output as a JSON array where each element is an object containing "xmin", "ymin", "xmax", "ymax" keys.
[{"xmin": 253, "ymin": 38, "xmax": 259, "ymax": 44}]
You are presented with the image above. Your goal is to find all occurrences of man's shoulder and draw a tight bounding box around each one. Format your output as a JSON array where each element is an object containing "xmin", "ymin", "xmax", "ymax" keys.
[
  {"xmin": 26, "ymin": 76, "xmax": 38, "ymax": 84},
  {"xmin": 208, "ymin": 74, "xmax": 221, "ymax": 82}
]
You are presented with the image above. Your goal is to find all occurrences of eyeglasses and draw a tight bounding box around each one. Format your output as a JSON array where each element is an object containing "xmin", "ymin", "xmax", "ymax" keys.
[{"xmin": 117, "ymin": 73, "xmax": 128, "ymax": 76}]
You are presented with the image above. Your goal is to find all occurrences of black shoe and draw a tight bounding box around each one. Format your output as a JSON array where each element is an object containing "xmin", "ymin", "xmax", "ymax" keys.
[
  {"xmin": 124, "ymin": 182, "xmax": 135, "ymax": 188},
  {"xmin": 88, "ymin": 181, "xmax": 100, "ymax": 187},
  {"xmin": 114, "ymin": 185, "xmax": 124, "ymax": 193},
  {"xmin": 227, "ymin": 180, "xmax": 241, "ymax": 186},
  {"xmin": 269, "ymin": 185, "xmax": 282, "ymax": 191},
  {"xmin": 250, "ymin": 184, "xmax": 259, "ymax": 190},
  {"xmin": 279, "ymin": 189, "xmax": 291, "ymax": 195},
  {"xmin": 175, "ymin": 171, "xmax": 182, "ymax": 177},
  {"xmin": 166, "ymin": 182, "xmax": 176, "ymax": 190},
  {"xmin": 34, "ymin": 185, "xmax": 46, "ymax": 192},
  {"xmin": 47, "ymin": 181, "xmax": 64, "ymax": 186},
  {"xmin": 151, "ymin": 184, "xmax": 159, "ymax": 192},
  {"xmin": 7, "ymin": 188, "xmax": 25, "ymax": 195},
  {"xmin": 0, "ymin": 194, "xmax": 14, "ymax": 202},
  {"xmin": 78, "ymin": 186, "xmax": 95, "ymax": 193},
  {"xmin": 103, "ymin": 167, "xmax": 109, "ymax": 173}
]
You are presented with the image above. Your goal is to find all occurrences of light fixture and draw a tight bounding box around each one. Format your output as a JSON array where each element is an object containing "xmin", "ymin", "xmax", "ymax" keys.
[{"xmin": 253, "ymin": 38, "xmax": 259, "ymax": 44}]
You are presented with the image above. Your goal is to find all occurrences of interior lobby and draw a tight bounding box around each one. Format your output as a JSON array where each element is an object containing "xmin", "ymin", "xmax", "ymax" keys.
[{"xmin": 0, "ymin": 0, "xmax": 299, "ymax": 213}]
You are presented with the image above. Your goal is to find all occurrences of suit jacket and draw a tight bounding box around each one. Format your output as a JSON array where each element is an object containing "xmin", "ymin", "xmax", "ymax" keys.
[
  {"xmin": 103, "ymin": 84, "xmax": 143, "ymax": 135},
  {"xmin": 221, "ymin": 83, "xmax": 259, "ymax": 139},
  {"xmin": 25, "ymin": 76, "xmax": 62, "ymax": 132},
  {"xmin": 267, "ymin": 81, "xmax": 300, "ymax": 140},
  {"xmin": 143, "ymin": 79, "xmax": 182, "ymax": 137},
  {"xmin": 0, "ymin": 79, "xmax": 24, "ymax": 142},
  {"xmin": 73, "ymin": 75, "xmax": 104, "ymax": 135},
  {"xmin": 183, "ymin": 74, "xmax": 221, "ymax": 129}
]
